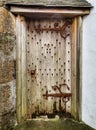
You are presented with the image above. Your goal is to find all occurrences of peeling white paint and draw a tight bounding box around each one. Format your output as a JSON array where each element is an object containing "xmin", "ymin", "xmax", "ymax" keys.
[{"xmin": 82, "ymin": 0, "xmax": 96, "ymax": 129}]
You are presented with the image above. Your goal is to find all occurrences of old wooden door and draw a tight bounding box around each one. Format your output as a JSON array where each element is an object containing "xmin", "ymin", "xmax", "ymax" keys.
[{"xmin": 26, "ymin": 18, "xmax": 72, "ymax": 119}]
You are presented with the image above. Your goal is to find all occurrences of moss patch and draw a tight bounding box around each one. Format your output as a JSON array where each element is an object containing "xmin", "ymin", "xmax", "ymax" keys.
[
  {"xmin": 0, "ymin": 32, "xmax": 16, "ymax": 55},
  {"xmin": 14, "ymin": 119, "xmax": 95, "ymax": 130}
]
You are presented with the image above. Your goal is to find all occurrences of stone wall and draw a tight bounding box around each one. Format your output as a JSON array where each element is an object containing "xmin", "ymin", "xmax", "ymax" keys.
[{"xmin": 0, "ymin": 5, "xmax": 16, "ymax": 130}]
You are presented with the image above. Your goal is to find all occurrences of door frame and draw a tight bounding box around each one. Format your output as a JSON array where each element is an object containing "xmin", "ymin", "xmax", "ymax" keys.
[{"xmin": 14, "ymin": 7, "xmax": 90, "ymax": 123}]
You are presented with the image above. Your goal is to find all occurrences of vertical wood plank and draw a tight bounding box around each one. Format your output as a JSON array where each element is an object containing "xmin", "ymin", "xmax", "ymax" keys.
[
  {"xmin": 77, "ymin": 16, "xmax": 83, "ymax": 121},
  {"xmin": 71, "ymin": 17, "xmax": 78, "ymax": 119},
  {"xmin": 16, "ymin": 15, "xmax": 27, "ymax": 123},
  {"xmin": 71, "ymin": 16, "xmax": 82, "ymax": 120},
  {"xmin": 16, "ymin": 15, "xmax": 22, "ymax": 123},
  {"xmin": 21, "ymin": 16, "xmax": 27, "ymax": 121}
]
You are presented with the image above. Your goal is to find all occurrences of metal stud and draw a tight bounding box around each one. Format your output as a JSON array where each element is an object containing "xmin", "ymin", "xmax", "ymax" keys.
[
  {"xmin": 49, "ymin": 90, "xmax": 51, "ymax": 93},
  {"xmin": 64, "ymin": 79, "xmax": 66, "ymax": 82},
  {"xmin": 68, "ymin": 79, "xmax": 70, "ymax": 82},
  {"xmin": 40, "ymin": 81, "xmax": 41, "ymax": 84},
  {"xmin": 61, "ymin": 65, "xmax": 63, "ymax": 67},
  {"xmin": 56, "ymin": 81, "xmax": 58, "ymax": 84},
  {"xmin": 68, "ymin": 42, "xmax": 70, "ymax": 44}
]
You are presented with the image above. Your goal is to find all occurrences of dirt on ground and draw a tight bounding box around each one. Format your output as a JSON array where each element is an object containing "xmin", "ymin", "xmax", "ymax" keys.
[{"xmin": 14, "ymin": 118, "xmax": 95, "ymax": 130}]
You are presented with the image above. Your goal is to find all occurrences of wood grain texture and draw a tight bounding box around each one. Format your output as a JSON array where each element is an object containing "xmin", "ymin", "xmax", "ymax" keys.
[
  {"xmin": 16, "ymin": 15, "xmax": 27, "ymax": 122},
  {"xmin": 26, "ymin": 19, "xmax": 72, "ymax": 118}
]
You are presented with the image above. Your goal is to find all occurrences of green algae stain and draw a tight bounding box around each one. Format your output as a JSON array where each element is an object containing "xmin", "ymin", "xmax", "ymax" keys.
[
  {"xmin": 0, "ymin": 32, "xmax": 16, "ymax": 55},
  {"xmin": 14, "ymin": 119, "xmax": 95, "ymax": 130}
]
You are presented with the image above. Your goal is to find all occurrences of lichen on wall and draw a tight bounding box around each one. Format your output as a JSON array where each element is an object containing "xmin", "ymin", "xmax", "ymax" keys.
[{"xmin": 0, "ymin": 6, "xmax": 16, "ymax": 130}]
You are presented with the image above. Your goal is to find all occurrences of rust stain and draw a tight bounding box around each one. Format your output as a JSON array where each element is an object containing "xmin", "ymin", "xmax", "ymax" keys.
[{"xmin": 35, "ymin": 20, "xmax": 71, "ymax": 39}]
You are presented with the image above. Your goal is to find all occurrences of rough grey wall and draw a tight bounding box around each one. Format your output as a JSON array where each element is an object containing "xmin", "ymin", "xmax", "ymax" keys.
[{"xmin": 0, "ymin": 6, "xmax": 16, "ymax": 130}]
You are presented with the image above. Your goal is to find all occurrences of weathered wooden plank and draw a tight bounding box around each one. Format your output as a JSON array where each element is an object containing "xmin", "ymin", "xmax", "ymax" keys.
[
  {"xmin": 10, "ymin": 7, "xmax": 90, "ymax": 17},
  {"xmin": 16, "ymin": 15, "xmax": 22, "ymax": 123},
  {"xmin": 71, "ymin": 17, "xmax": 78, "ymax": 119},
  {"xmin": 21, "ymin": 16, "xmax": 27, "ymax": 121},
  {"xmin": 77, "ymin": 16, "xmax": 83, "ymax": 121},
  {"xmin": 16, "ymin": 15, "xmax": 27, "ymax": 122}
]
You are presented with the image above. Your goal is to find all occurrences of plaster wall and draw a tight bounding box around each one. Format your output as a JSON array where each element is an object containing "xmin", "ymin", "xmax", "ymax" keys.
[{"xmin": 82, "ymin": 0, "xmax": 96, "ymax": 129}]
